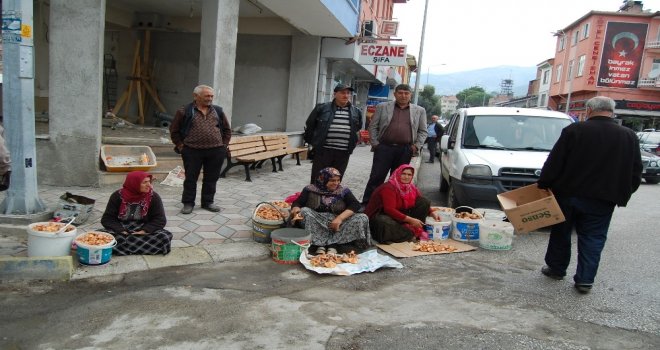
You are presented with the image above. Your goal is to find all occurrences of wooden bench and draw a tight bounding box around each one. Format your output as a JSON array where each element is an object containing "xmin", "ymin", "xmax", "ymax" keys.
[{"xmin": 220, "ymin": 134, "xmax": 306, "ymax": 181}]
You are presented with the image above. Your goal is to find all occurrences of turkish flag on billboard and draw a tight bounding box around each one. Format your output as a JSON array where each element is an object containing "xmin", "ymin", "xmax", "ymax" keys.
[{"xmin": 597, "ymin": 22, "xmax": 648, "ymax": 88}]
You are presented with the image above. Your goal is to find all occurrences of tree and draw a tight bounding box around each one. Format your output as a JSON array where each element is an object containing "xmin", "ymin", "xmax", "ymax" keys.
[
  {"xmin": 417, "ymin": 85, "xmax": 442, "ymax": 118},
  {"xmin": 456, "ymin": 86, "xmax": 491, "ymax": 108}
]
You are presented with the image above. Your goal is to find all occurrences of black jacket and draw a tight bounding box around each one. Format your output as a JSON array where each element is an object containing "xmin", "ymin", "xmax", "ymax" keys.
[
  {"xmin": 537, "ymin": 116, "xmax": 642, "ymax": 206},
  {"xmin": 304, "ymin": 101, "xmax": 363, "ymax": 153}
]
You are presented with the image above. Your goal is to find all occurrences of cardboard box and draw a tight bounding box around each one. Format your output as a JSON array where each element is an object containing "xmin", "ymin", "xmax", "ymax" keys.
[{"xmin": 497, "ymin": 184, "xmax": 565, "ymax": 233}]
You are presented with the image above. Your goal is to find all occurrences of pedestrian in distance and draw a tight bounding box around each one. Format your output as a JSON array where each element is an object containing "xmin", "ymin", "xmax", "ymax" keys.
[
  {"xmin": 425, "ymin": 115, "xmax": 443, "ymax": 163},
  {"xmin": 361, "ymin": 83, "xmax": 427, "ymax": 205},
  {"xmin": 0, "ymin": 124, "xmax": 11, "ymax": 191},
  {"xmin": 303, "ymin": 83, "xmax": 363, "ymax": 184},
  {"xmin": 537, "ymin": 96, "xmax": 642, "ymax": 294},
  {"xmin": 100, "ymin": 171, "xmax": 173, "ymax": 256},
  {"xmin": 170, "ymin": 85, "xmax": 232, "ymax": 214}
]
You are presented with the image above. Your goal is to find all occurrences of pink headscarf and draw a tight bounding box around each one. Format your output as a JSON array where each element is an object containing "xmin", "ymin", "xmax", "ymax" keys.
[{"xmin": 387, "ymin": 164, "xmax": 419, "ymax": 209}]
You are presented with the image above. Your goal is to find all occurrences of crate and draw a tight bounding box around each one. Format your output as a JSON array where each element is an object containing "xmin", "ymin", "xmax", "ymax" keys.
[
  {"xmin": 497, "ymin": 184, "xmax": 565, "ymax": 233},
  {"xmin": 101, "ymin": 145, "xmax": 157, "ymax": 172}
]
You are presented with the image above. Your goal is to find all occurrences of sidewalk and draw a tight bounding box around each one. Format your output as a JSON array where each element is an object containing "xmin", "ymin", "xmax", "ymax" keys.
[{"xmin": 0, "ymin": 145, "xmax": 422, "ymax": 280}]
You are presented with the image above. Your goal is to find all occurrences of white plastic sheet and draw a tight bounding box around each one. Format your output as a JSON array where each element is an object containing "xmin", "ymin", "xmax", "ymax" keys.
[
  {"xmin": 160, "ymin": 166, "xmax": 185, "ymax": 187},
  {"xmin": 300, "ymin": 249, "xmax": 403, "ymax": 276}
]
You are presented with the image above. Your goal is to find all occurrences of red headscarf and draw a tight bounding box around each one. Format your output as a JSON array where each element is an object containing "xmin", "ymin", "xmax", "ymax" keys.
[
  {"xmin": 387, "ymin": 164, "xmax": 419, "ymax": 209},
  {"xmin": 118, "ymin": 171, "xmax": 153, "ymax": 218}
]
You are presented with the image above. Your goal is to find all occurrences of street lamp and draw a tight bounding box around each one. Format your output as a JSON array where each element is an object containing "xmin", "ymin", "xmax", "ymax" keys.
[{"xmin": 412, "ymin": 0, "xmax": 430, "ymax": 105}]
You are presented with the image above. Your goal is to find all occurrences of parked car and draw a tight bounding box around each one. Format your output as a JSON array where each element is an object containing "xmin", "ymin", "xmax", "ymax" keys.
[
  {"xmin": 637, "ymin": 131, "xmax": 660, "ymax": 156},
  {"xmin": 439, "ymin": 107, "xmax": 573, "ymax": 208},
  {"xmin": 641, "ymin": 149, "xmax": 660, "ymax": 184}
]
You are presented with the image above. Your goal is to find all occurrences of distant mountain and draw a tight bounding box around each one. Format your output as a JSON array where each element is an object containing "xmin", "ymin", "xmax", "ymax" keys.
[{"xmin": 423, "ymin": 66, "xmax": 537, "ymax": 97}]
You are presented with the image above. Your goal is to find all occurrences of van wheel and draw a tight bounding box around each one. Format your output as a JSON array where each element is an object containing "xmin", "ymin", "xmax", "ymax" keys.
[
  {"xmin": 440, "ymin": 175, "xmax": 449, "ymax": 192},
  {"xmin": 448, "ymin": 182, "xmax": 459, "ymax": 208}
]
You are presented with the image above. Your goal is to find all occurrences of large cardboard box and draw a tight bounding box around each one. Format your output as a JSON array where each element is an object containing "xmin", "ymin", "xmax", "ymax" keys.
[{"xmin": 497, "ymin": 184, "xmax": 565, "ymax": 233}]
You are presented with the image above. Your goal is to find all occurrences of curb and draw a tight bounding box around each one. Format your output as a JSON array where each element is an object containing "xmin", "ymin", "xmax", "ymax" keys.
[{"xmin": 0, "ymin": 256, "xmax": 74, "ymax": 281}]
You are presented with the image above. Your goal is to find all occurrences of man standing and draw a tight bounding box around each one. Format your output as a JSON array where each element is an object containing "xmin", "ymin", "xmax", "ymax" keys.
[
  {"xmin": 361, "ymin": 84, "xmax": 427, "ymax": 204},
  {"xmin": 304, "ymin": 84, "xmax": 363, "ymax": 184},
  {"xmin": 537, "ymin": 96, "xmax": 642, "ymax": 294},
  {"xmin": 425, "ymin": 115, "xmax": 443, "ymax": 163},
  {"xmin": 170, "ymin": 85, "xmax": 232, "ymax": 214}
]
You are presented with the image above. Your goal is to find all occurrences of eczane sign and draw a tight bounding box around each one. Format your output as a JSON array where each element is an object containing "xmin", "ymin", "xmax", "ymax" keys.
[{"xmin": 355, "ymin": 43, "xmax": 407, "ymax": 66}]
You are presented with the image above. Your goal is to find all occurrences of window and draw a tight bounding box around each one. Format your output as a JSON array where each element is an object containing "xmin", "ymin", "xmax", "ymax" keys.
[
  {"xmin": 582, "ymin": 23, "xmax": 590, "ymax": 39},
  {"xmin": 577, "ymin": 55, "xmax": 586, "ymax": 77},
  {"xmin": 556, "ymin": 64, "xmax": 563, "ymax": 83},
  {"xmin": 558, "ymin": 36, "xmax": 566, "ymax": 51},
  {"xmin": 572, "ymin": 31, "xmax": 579, "ymax": 45},
  {"xmin": 539, "ymin": 93, "xmax": 547, "ymax": 107},
  {"xmin": 567, "ymin": 60, "xmax": 574, "ymax": 81},
  {"xmin": 542, "ymin": 70, "xmax": 550, "ymax": 85}
]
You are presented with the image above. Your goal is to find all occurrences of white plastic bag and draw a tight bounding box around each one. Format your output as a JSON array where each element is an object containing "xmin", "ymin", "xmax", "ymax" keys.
[
  {"xmin": 238, "ymin": 123, "xmax": 263, "ymax": 135},
  {"xmin": 300, "ymin": 249, "xmax": 403, "ymax": 276}
]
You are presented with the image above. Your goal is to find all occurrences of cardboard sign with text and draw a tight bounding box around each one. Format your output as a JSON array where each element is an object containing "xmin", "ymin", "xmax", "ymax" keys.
[
  {"xmin": 497, "ymin": 184, "xmax": 565, "ymax": 233},
  {"xmin": 377, "ymin": 239, "xmax": 477, "ymax": 258}
]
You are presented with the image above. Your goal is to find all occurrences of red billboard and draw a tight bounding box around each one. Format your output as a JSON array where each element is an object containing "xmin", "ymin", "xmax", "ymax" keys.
[{"xmin": 597, "ymin": 22, "xmax": 648, "ymax": 88}]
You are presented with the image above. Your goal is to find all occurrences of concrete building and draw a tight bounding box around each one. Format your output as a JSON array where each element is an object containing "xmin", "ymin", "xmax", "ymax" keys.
[
  {"xmin": 440, "ymin": 95, "xmax": 459, "ymax": 117},
  {"xmin": 549, "ymin": 0, "xmax": 660, "ymax": 128},
  {"xmin": 536, "ymin": 59, "xmax": 554, "ymax": 109},
  {"xmin": 11, "ymin": 0, "xmax": 412, "ymax": 186}
]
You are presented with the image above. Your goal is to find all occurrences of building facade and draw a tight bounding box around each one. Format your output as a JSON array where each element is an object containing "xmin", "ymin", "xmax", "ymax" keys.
[{"xmin": 549, "ymin": 1, "xmax": 660, "ymax": 128}]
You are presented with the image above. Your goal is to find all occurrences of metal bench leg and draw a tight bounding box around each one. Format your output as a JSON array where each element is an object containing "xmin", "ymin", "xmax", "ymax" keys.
[
  {"xmin": 270, "ymin": 158, "xmax": 278, "ymax": 172},
  {"xmin": 294, "ymin": 153, "xmax": 301, "ymax": 166},
  {"xmin": 277, "ymin": 156, "xmax": 284, "ymax": 171},
  {"xmin": 243, "ymin": 164, "xmax": 252, "ymax": 182}
]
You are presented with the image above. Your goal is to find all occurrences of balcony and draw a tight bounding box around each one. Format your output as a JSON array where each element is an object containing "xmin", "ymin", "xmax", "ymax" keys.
[
  {"xmin": 638, "ymin": 77, "xmax": 660, "ymax": 89},
  {"xmin": 260, "ymin": 0, "xmax": 359, "ymax": 37}
]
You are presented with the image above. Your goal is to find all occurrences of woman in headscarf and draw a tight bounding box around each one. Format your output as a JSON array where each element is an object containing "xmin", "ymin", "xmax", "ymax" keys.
[
  {"xmin": 365, "ymin": 164, "xmax": 442, "ymax": 243},
  {"xmin": 101, "ymin": 171, "xmax": 173, "ymax": 255},
  {"xmin": 290, "ymin": 167, "xmax": 371, "ymax": 255}
]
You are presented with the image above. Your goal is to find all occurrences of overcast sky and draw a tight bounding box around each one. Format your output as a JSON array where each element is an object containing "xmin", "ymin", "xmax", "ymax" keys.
[{"xmin": 392, "ymin": 0, "xmax": 660, "ymax": 74}]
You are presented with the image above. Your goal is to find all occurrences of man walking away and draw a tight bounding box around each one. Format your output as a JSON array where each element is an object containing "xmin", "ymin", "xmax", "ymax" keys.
[
  {"xmin": 361, "ymin": 84, "xmax": 427, "ymax": 205},
  {"xmin": 170, "ymin": 85, "xmax": 232, "ymax": 214},
  {"xmin": 426, "ymin": 115, "xmax": 443, "ymax": 163},
  {"xmin": 304, "ymin": 83, "xmax": 363, "ymax": 184},
  {"xmin": 537, "ymin": 96, "xmax": 642, "ymax": 294}
]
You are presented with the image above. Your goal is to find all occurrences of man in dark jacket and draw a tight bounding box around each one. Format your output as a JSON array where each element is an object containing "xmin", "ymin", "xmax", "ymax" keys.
[
  {"xmin": 170, "ymin": 85, "xmax": 232, "ymax": 214},
  {"xmin": 304, "ymin": 83, "xmax": 363, "ymax": 183},
  {"xmin": 537, "ymin": 96, "xmax": 642, "ymax": 294}
]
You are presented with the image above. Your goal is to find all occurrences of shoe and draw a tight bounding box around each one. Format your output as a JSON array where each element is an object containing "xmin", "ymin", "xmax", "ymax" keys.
[
  {"xmin": 315, "ymin": 246, "xmax": 326, "ymax": 255},
  {"xmin": 541, "ymin": 266, "xmax": 564, "ymax": 280},
  {"xmin": 574, "ymin": 283, "xmax": 592, "ymax": 294},
  {"xmin": 181, "ymin": 204, "xmax": 194, "ymax": 214},
  {"xmin": 201, "ymin": 203, "xmax": 221, "ymax": 212},
  {"xmin": 326, "ymin": 247, "xmax": 338, "ymax": 255}
]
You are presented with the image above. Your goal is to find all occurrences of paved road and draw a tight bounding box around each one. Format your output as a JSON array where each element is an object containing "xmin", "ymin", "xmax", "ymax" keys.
[{"xmin": 1, "ymin": 159, "xmax": 659, "ymax": 349}]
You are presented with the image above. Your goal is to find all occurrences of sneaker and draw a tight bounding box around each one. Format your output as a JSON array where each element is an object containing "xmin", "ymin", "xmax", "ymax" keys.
[
  {"xmin": 326, "ymin": 247, "xmax": 338, "ymax": 255},
  {"xmin": 315, "ymin": 246, "xmax": 326, "ymax": 255},
  {"xmin": 541, "ymin": 266, "xmax": 564, "ymax": 280},
  {"xmin": 574, "ymin": 283, "xmax": 592, "ymax": 294},
  {"xmin": 181, "ymin": 204, "xmax": 194, "ymax": 214}
]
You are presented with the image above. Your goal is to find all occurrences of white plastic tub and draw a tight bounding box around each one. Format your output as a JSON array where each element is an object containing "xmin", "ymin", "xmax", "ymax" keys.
[{"xmin": 27, "ymin": 222, "xmax": 77, "ymax": 257}]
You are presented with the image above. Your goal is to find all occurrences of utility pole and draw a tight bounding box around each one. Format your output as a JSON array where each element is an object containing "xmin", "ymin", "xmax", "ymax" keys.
[
  {"xmin": 412, "ymin": 0, "xmax": 430, "ymax": 105},
  {"xmin": 1, "ymin": 0, "xmax": 47, "ymax": 214}
]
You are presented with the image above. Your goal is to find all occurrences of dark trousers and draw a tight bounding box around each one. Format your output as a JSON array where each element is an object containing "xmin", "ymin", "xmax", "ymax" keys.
[
  {"xmin": 427, "ymin": 137, "xmax": 437, "ymax": 162},
  {"xmin": 181, "ymin": 146, "xmax": 226, "ymax": 206},
  {"xmin": 370, "ymin": 196, "xmax": 430, "ymax": 243},
  {"xmin": 544, "ymin": 195, "xmax": 615, "ymax": 285},
  {"xmin": 310, "ymin": 147, "xmax": 350, "ymax": 183},
  {"xmin": 362, "ymin": 144, "xmax": 413, "ymax": 203}
]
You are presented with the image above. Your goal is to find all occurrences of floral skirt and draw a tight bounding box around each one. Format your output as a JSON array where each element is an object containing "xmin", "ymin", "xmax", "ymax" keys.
[{"xmin": 301, "ymin": 208, "xmax": 371, "ymax": 248}]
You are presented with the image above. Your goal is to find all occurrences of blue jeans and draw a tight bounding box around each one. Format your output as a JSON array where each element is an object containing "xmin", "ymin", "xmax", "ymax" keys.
[{"xmin": 544, "ymin": 196, "xmax": 615, "ymax": 285}]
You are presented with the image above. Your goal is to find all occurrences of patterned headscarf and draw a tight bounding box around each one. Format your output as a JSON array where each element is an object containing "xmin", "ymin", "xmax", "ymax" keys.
[
  {"xmin": 388, "ymin": 164, "xmax": 419, "ymax": 209},
  {"xmin": 304, "ymin": 167, "xmax": 349, "ymax": 207},
  {"xmin": 118, "ymin": 171, "xmax": 153, "ymax": 218}
]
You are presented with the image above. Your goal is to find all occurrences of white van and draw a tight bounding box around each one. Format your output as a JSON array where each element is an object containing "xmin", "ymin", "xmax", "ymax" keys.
[{"xmin": 439, "ymin": 107, "xmax": 573, "ymax": 208}]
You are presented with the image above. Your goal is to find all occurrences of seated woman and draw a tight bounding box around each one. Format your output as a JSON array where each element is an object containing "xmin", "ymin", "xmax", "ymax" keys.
[
  {"xmin": 365, "ymin": 164, "xmax": 442, "ymax": 243},
  {"xmin": 291, "ymin": 167, "xmax": 371, "ymax": 255},
  {"xmin": 101, "ymin": 171, "xmax": 173, "ymax": 255}
]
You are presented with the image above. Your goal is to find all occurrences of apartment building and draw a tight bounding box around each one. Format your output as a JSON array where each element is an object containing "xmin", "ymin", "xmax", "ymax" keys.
[{"xmin": 549, "ymin": 1, "xmax": 660, "ymax": 129}]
